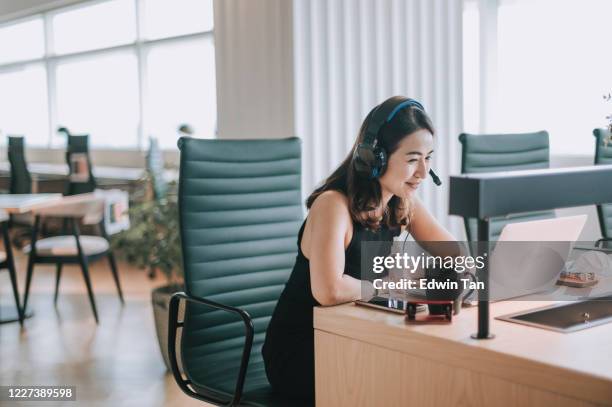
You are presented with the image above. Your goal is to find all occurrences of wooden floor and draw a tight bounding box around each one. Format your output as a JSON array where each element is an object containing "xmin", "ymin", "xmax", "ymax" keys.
[{"xmin": 0, "ymin": 244, "xmax": 212, "ymax": 407}]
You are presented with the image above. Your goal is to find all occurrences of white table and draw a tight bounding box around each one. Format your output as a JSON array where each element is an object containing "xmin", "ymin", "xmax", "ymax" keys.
[
  {"xmin": 0, "ymin": 162, "xmax": 177, "ymax": 182},
  {"xmin": 0, "ymin": 194, "xmax": 63, "ymax": 214}
]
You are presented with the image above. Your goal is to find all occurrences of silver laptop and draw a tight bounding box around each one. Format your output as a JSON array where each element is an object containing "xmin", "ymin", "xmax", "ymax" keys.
[{"xmin": 488, "ymin": 215, "xmax": 587, "ymax": 300}]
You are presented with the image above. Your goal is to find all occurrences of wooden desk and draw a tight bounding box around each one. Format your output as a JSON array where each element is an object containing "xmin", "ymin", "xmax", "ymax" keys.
[{"xmin": 314, "ymin": 299, "xmax": 612, "ymax": 406}]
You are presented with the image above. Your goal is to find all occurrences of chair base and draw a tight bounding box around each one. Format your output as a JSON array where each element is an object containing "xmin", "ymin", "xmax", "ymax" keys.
[{"xmin": 0, "ymin": 306, "xmax": 33, "ymax": 325}]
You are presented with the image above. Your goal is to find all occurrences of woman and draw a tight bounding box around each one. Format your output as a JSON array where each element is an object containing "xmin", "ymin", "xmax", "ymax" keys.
[{"xmin": 262, "ymin": 96, "xmax": 455, "ymax": 401}]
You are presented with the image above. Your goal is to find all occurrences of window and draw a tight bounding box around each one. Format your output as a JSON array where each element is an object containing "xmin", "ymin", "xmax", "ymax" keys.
[
  {"xmin": 0, "ymin": 0, "xmax": 216, "ymax": 150},
  {"xmin": 55, "ymin": 52, "xmax": 140, "ymax": 148},
  {"xmin": 464, "ymin": 0, "xmax": 612, "ymax": 155},
  {"xmin": 51, "ymin": 0, "xmax": 136, "ymax": 55},
  {"xmin": 0, "ymin": 18, "xmax": 44, "ymax": 64},
  {"xmin": 145, "ymin": 38, "xmax": 216, "ymax": 149},
  {"xmin": 142, "ymin": 0, "xmax": 213, "ymax": 41},
  {"xmin": 497, "ymin": 0, "xmax": 612, "ymax": 155},
  {"xmin": 0, "ymin": 64, "xmax": 49, "ymax": 146}
]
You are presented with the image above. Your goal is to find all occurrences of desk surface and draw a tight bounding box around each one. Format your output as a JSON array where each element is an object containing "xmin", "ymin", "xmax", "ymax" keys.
[
  {"xmin": 0, "ymin": 162, "xmax": 142, "ymax": 180},
  {"xmin": 0, "ymin": 162, "xmax": 177, "ymax": 182},
  {"xmin": 0, "ymin": 194, "xmax": 63, "ymax": 214},
  {"xmin": 315, "ymin": 298, "xmax": 612, "ymax": 404}
]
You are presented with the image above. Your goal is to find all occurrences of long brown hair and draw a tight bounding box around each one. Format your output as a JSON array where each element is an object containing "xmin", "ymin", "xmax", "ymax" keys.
[{"xmin": 306, "ymin": 96, "xmax": 435, "ymax": 230}]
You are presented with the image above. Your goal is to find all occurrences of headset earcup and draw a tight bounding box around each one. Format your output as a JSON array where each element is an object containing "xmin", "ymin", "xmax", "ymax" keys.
[
  {"xmin": 353, "ymin": 139, "xmax": 389, "ymax": 178},
  {"xmin": 370, "ymin": 147, "xmax": 387, "ymax": 178},
  {"xmin": 353, "ymin": 146, "xmax": 372, "ymax": 176}
]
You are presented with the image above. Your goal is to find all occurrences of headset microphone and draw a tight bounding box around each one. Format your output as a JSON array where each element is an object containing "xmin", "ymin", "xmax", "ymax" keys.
[{"xmin": 429, "ymin": 169, "xmax": 442, "ymax": 186}]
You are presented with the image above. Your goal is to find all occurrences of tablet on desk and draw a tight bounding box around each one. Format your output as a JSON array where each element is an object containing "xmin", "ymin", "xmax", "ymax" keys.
[
  {"xmin": 355, "ymin": 296, "xmax": 426, "ymax": 314},
  {"xmin": 574, "ymin": 240, "xmax": 612, "ymax": 253}
]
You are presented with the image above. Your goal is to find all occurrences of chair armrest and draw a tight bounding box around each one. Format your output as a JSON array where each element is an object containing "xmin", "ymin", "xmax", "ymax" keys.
[
  {"xmin": 596, "ymin": 237, "xmax": 612, "ymax": 247},
  {"xmin": 168, "ymin": 292, "xmax": 254, "ymax": 407}
]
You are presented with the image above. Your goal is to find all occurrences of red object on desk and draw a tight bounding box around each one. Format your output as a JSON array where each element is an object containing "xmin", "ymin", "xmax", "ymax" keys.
[{"xmin": 406, "ymin": 300, "xmax": 453, "ymax": 323}]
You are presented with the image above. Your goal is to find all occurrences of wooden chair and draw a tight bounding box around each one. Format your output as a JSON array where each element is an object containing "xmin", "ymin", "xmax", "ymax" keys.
[
  {"xmin": 7, "ymin": 136, "xmax": 36, "ymax": 247},
  {"xmin": 22, "ymin": 194, "xmax": 124, "ymax": 324},
  {"xmin": 65, "ymin": 134, "xmax": 96, "ymax": 196}
]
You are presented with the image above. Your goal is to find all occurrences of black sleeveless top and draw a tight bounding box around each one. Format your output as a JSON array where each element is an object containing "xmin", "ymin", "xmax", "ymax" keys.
[{"xmin": 262, "ymin": 217, "xmax": 399, "ymax": 400}]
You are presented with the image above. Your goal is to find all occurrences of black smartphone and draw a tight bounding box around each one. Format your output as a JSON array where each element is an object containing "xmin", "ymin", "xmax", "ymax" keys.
[{"xmin": 355, "ymin": 296, "xmax": 425, "ymax": 314}]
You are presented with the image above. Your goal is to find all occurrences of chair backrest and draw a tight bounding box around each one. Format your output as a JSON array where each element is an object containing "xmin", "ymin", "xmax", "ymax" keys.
[
  {"xmin": 593, "ymin": 128, "xmax": 612, "ymax": 239},
  {"xmin": 459, "ymin": 131, "xmax": 555, "ymax": 241},
  {"xmin": 177, "ymin": 137, "xmax": 303, "ymax": 393},
  {"xmin": 146, "ymin": 137, "xmax": 168, "ymax": 200},
  {"xmin": 65, "ymin": 134, "xmax": 96, "ymax": 195},
  {"xmin": 8, "ymin": 136, "xmax": 32, "ymax": 194}
]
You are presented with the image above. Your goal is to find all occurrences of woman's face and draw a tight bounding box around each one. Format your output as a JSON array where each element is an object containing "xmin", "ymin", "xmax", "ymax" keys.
[{"xmin": 378, "ymin": 129, "xmax": 434, "ymax": 199}]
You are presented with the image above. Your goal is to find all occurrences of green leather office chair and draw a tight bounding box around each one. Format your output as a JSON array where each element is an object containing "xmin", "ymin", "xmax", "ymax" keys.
[
  {"xmin": 593, "ymin": 128, "xmax": 612, "ymax": 244},
  {"xmin": 168, "ymin": 137, "xmax": 308, "ymax": 406},
  {"xmin": 459, "ymin": 131, "xmax": 555, "ymax": 241}
]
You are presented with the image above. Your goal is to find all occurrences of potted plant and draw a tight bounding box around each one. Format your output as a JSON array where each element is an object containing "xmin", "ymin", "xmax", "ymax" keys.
[{"xmin": 112, "ymin": 190, "xmax": 183, "ymax": 371}]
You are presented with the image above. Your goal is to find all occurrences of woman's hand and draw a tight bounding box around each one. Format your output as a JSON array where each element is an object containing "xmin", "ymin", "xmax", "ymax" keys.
[
  {"xmin": 410, "ymin": 196, "xmax": 460, "ymax": 256},
  {"xmin": 361, "ymin": 280, "xmax": 377, "ymax": 301}
]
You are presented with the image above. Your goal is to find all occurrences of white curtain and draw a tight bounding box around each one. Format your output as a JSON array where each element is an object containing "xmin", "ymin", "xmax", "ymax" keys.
[{"xmin": 293, "ymin": 0, "xmax": 465, "ymax": 236}]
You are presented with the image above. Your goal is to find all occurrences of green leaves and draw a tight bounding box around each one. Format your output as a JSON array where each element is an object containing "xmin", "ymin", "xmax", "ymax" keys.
[{"xmin": 111, "ymin": 195, "xmax": 183, "ymax": 285}]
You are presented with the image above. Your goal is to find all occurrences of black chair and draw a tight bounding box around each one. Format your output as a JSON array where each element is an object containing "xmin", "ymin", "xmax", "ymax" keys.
[
  {"xmin": 0, "ymin": 210, "xmax": 24, "ymax": 325},
  {"xmin": 459, "ymin": 131, "xmax": 556, "ymax": 241},
  {"xmin": 7, "ymin": 136, "xmax": 37, "ymax": 247},
  {"xmin": 22, "ymin": 194, "xmax": 124, "ymax": 324},
  {"xmin": 146, "ymin": 137, "xmax": 168, "ymax": 200},
  {"xmin": 65, "ymin": 134, "xmax": 96, "ymax": 196},
  {"xmin": 168, "ymin": 137, "xmax": 309, "ymax": 406},
  {"xmin": 8, "ymin": 136, "xmax": 32, "ymax": 194},
  {"xmin": 593, "ymin": 128, "xmax": 612, "ymax": 246}
]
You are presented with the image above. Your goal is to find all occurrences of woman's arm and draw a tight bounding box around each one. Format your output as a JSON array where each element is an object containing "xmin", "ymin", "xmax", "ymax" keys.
[
  {"xmin": 410, "ymin": 195, "xmax": 462, "ymax": 256},
  {"xmin": 306, "ymin": 191, "xmax": 371, "ymax": 306}
]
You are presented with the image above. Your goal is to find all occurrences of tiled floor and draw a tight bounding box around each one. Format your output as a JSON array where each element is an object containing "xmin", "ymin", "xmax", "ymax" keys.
[{"xmin": 0, "ymin": 244, "xmax": 211, "ymax": 407}]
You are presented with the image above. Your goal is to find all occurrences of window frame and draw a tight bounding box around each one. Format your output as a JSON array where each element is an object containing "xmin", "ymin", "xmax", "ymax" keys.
[{"xmin": 0, "ymin": 0, "xmax": 214, "ymax": 150}]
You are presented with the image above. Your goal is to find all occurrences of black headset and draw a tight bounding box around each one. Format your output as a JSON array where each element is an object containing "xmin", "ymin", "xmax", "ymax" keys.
[{"xmin": 352, "ymin": 96, "xmax": 442, "ymax": 186}]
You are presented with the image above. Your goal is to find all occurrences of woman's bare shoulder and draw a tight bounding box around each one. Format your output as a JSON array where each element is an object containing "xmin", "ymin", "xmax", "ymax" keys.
[
  {"xmin": 309, "ymin": 190, "xmax": 350, "ymax": 218},
  {"xmin": 303, "ymin": 190, "xmax": 353, "ymax": 256}
]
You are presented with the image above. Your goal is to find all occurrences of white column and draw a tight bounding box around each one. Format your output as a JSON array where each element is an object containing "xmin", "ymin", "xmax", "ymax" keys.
[
  {"xmin": 213, "ymin": 0, "xmax": 295, "ymax": 139},
  {"xmin": 478, "ymin": 0, "xmax": 498, "ymax": 133}
]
